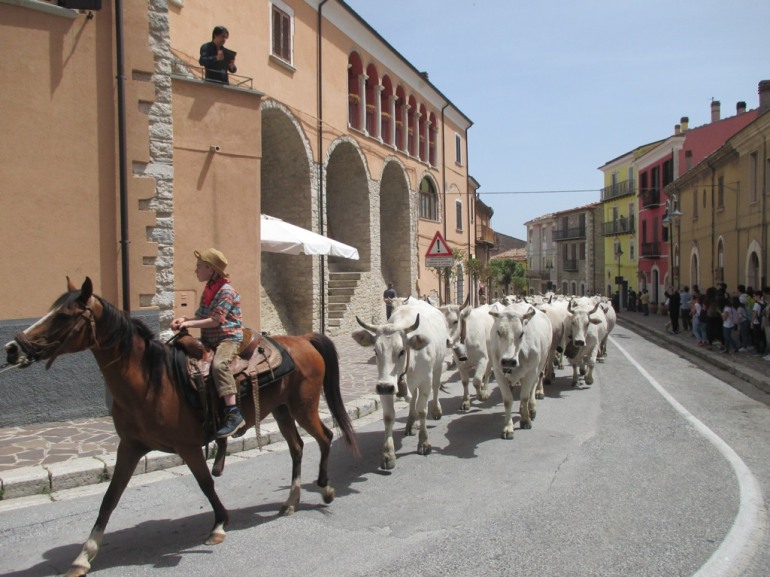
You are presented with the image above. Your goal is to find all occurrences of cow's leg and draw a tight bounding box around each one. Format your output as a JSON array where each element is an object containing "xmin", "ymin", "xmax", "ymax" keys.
[
  {"xmin": 458, "ymin": 359, "xmax": 472, "ymax": 411},
  {"xmin": 379, "ymin": 393, "xmax": 397, "ymax": 469},
  {"xmin": 404, "ymin": 385, "xmax": 418, "ymax": 436},
  {"xmin": 430, "ymin": 362, "xmax": 443, "ymax": 420},
  {"xmin": 520, "ymin": 371, "xmax": 538, "ymax": 428},
  {"xmin": 585, "ymin": 354, "xmax": 597, "ymax": 385},
  {"xmin": 570, "ymin": 361, "xmax": 579, "ymax": 387},
  {"xmin": 475, "ymin": 356, "xmax": 491, "ymax": 402},
  {"xmin": 496, "ymin": 370, "xmax": 515, "ymax": 440},
  {"xmin": 416, "ymin": 382, "xmax": 432, "ymax": 455}
]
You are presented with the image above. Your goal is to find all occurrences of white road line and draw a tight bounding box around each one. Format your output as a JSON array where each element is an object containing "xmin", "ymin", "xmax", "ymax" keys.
[{"xmin": 610, "ymin": 335, "xmax": 768, "ymax": 577}]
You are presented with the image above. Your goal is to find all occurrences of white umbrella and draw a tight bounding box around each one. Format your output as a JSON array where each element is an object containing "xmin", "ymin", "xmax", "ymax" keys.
[{"xmin": 260, "ymin": 214, "xmax": 359, "ymax": 260}]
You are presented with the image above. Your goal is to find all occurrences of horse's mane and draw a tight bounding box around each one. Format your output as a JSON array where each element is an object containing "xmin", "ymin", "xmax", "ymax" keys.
[{"xmin": 93, "ymin": 295, "xmax": 172, "ymax": 390}]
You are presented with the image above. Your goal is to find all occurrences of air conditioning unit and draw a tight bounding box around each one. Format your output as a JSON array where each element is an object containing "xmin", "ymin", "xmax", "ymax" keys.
[{"xmin": 58, "ymin": 0, "xmax": 103, "ymax": 9}]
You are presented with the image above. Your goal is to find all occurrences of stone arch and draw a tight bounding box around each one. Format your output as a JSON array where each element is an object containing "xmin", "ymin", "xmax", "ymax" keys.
[
  {"xmin": 689, "ymin": 245, "xmax": 700, "ymax": 289},
  {"xmin": 379, "ymin": 157, "xmax": 412, "ymax": 298},
  {"xmin": 260, "ymin": 100, "xmax": 316, "ymax": 335},
  {"xmin": 326, "ymin": 137, "xmax": 371, "ymax": 274},
  {"xmin": 746, "ymin": 239, "xmax": 762, "ymax": 289}
]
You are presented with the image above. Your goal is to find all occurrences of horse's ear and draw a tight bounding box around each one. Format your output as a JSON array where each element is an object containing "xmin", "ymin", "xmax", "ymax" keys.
[
  {"xmin": 67, "ymin": 276, "xmax": 77, "ymax": 291},
  {"xmin": 78, "ymin": 277, "xmax": 93, "ymax": 304}
]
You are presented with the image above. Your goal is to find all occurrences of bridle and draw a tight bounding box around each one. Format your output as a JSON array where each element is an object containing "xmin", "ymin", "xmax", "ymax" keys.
[{"xmin": 13, "ymin": 299, "xmax": 99, "ymax": 369}]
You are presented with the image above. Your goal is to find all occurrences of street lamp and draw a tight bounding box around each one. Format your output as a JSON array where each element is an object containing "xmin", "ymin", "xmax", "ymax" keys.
[
  {"xmin": 614, "ymin": 242, "xmax": 623, "ymax": 308},
  {"xmin": 545, "ymin": 259, "xmax": 553, "ymax": 292},
  {"xmin": 662, "ymin": 193, "xmax": 683, "ymax": 288}
]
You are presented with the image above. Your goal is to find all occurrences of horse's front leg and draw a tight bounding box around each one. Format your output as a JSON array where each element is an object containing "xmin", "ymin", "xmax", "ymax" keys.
[
  {"xmin": 272, "ymin": 404, "xmax": 304, "ymax": 515},
  {"xmin": 177, "ymin": 445, "xmax": 229, "ymax": 545},
  {"xmin": 66, "ymin": 441, "xmax": 147, "ymax": 577},
  {"xmin": 211, "ymin": 438, "xmax": 228, "ymax": 477}
]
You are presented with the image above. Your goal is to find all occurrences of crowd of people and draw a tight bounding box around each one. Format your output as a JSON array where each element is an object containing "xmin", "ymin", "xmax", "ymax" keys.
[{"xmin": 624, "ymin": 283, "xmax": 770, "ymax": 359}]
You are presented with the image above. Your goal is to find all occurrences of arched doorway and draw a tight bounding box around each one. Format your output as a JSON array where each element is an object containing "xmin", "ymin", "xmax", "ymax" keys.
[{"xmin": 379, "ymin": 160, "xmax": 411, "ymax": 298}]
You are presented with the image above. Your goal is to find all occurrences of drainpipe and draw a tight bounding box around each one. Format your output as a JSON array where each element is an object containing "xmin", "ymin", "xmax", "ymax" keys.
[
  {"xmin": 441, "ymin": 102, "xmax": 449, "ymax": 305},
  {"xmin": 464, "ymin": 128, "xmax": 471, "ymax": 299},
  {"xmin": 115, "ymin": 0, "xmax": 130, "ymax": 312},
  {"xmin": 708, "ymin": 160, "xmax": 716, "ymax": 286},
  {"xmin": 317, "ymin": 0, "xmax": 329, "ymax": 333},
  {"xmin": 763, "ymin": 135, "xmax": 768, "ymax": 287}
]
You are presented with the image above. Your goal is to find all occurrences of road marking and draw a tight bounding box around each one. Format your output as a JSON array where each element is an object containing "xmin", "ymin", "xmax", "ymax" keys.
[{"xmin": 610, "ymin": 335, "xmax": 768, "ymax": 577}]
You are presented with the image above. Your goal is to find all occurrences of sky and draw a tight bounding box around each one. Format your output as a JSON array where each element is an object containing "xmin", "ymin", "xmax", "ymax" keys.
[{"xmin": 344, "ymin": 0, "xmax": 770, "ymax": 241}]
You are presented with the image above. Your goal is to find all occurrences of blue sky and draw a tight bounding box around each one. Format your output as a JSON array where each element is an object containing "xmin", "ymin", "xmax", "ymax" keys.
[{"xmin": 344, "ymin": 0, "xmax": 770, "ymax": 240}]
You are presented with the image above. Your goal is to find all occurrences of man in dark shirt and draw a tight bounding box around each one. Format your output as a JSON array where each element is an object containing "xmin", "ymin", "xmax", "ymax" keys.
[
  {"xmin": 665, "ymin": 286, "xmax": 682, "ymax": 333},
  {"xmin": 383, "ymin": 283, "xmax": 397, "ymax": 320},
  {"xmin": 199, "ymin": 25, "xmax": 237, "ymax": 84}
]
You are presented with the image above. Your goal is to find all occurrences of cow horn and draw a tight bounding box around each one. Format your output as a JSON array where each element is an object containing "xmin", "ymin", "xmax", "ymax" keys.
[
  {"xmin": 356, "ymin": 316, "xmax": 378, "ymax": 333},
  {"xmin": 462, "ymin": 292, "xmax": 471, "ymax": 309},
  {"xmin": 590, "ymin": 302, "xmax": 600, "ymax": 315},
  {"xmin": 523, "ymin": 306, "xmax": 536, "ymax": 320},
  {"xmin": 403, "ymin": 313, "xmax": 420, "ymax": 333},
  {"xmin": 568, "ymin": 299, "xmax": 573, "ymax": 313}
]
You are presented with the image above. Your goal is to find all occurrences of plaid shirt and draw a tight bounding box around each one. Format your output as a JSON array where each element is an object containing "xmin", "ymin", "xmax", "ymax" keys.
[{"xmin": 196, "ymin": 282, "xmax": 243, "ymax": 347}]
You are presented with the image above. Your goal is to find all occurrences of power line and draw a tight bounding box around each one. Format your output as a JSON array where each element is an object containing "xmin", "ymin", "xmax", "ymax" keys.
[{"xmin": 477, "ymin": 189, "xmax": 600, "ymax": 195}]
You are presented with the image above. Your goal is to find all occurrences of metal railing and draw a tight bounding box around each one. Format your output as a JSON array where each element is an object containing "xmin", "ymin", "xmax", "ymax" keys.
[
  {"xmin": 554, "ymin": 227, "xmax": 586, "ymax": 241},
  {"xmin": 563, "ymin": 259, "xmax": 579, "ymax": 272},
  {"xmin": 640, "ymin": 242, "xmax": 663, "ymax": 258},
  {"xmin": 602, "ymin": 215, "xmax": 635, "ymax": 236},
  {"xmin": 640, "ymin": 189, "xmax": 661, "ymax": 208},
  {"xmin": 170, "ymin": 48, "xmax": 254, "ymax": 90},
  {"xmin": 476, "ymin": 224, "xmax": 496, "ymax": 245},
  {"xmin": 601, "ymin": 180, "xmax": 635, "ymax": 201}
]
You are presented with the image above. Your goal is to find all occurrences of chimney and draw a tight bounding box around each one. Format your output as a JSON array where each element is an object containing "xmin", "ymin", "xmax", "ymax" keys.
[
  {"xmin": 680, "ymin": 116, "xmax": 689, "ymax": 132},
  {"xmin": 759, "ymin": 80, "xmax": 770, "ymax": 113},
  {"xmin": 674, "ymin": 124, "xmax": 681, "ymax": 135},
  {"xmin": 711, "ymin": 100, "xmax": 720, "ymax": 122},
  {"xmin": 737, "ymin": 101, "xmax": 747, "ymax": 114}
]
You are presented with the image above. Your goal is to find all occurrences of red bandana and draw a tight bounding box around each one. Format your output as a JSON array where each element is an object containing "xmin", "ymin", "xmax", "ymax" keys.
[{"xmin": 202, "ymin": 277, "xmax": 228, "ymax": 307}]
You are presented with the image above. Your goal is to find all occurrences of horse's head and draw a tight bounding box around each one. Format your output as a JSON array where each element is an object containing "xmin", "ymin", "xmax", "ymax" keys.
[{"xmin": 4, "ymin": 277, "xmax": 100, "ymax": 369}]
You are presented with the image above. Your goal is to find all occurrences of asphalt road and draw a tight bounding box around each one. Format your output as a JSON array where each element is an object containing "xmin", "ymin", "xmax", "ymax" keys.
[{"xmin": 1, "ymin": 323, "xmax": 769, "ymax": 577}]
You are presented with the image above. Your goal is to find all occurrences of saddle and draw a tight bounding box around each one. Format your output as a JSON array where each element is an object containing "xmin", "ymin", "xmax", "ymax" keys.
[{"xmin": 171, "ymin": 329, "xmax": 296, "ymax": 439}]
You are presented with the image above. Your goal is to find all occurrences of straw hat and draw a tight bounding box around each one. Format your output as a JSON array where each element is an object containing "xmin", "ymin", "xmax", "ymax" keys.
[{"xmin": 194, "ymin": 248, "xmax": 229, "ymax": 278}]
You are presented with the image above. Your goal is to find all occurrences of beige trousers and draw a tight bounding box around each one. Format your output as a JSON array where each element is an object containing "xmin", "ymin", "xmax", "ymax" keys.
[{"xmin": 212, "ymin": 340, "xmax": 239, "ymax": 398}]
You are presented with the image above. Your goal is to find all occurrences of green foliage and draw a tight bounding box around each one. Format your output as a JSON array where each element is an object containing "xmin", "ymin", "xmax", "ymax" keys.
[{"xmin": 489, "ymin": 259, "xmax": 528, "ymax": 296}]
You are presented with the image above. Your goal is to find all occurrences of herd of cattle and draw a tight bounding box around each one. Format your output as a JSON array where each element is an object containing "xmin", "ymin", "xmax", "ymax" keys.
[{"xmin": 352, "ymin": 294, "xmax": 617, "ymax": 470}]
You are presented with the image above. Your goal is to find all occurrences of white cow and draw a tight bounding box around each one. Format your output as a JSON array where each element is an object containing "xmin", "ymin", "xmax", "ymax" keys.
[
  {"xmin": 535, "ymin": 297, "xmax": 571, "ymax": 391},
  {"xmin": 597, "ymin": 300, "xmax": 616, "ymax": 361},
  {"xmin": 564, "ymin": 298, "xmax": 608, "ymax": 386},
  {"xmin": 489, "ymin": 303, "xmax": 553, "ymax": 439},
  {"xmin": 442, "ymin": 301, "xmax": 494, "ymax": 411},
  {"xmin": 352, "ymin": 301, "xmax": 448, "ymax": 469}
]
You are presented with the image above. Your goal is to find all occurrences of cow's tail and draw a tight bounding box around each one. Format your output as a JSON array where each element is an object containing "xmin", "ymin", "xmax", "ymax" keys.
[{"xmin": 308, "ymin": 333, "xmax": 361, "ymax": 458}]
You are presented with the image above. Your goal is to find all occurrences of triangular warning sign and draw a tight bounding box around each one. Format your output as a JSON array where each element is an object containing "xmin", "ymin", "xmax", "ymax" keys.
[{"xmin": 425, "ymin": 231, "xmax": 453, "ymax": 257}]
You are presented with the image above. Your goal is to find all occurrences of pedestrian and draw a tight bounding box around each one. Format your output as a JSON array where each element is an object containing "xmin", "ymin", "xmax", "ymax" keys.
[
  {"xmin": 664, "ymin": 286, "xmax": 681, "ymax": 333},
  {"xmin": 640, "ymin": 288, "xmax": 650, "ymax": 316},
  {"xmin": 691, "ymin": 294, "xmax": 708, "ymax": 346},
  {"xmin": 171, "ymin": 248, "xmax": 245, "ymax": 438},
  {"xmin": 706, "ymin": 287, "xmax": 723, "ymax": 348},
  {"xmin": 199, "ymin": 25, "xmax": 237, "ymax": 84},
  {"xmin": 735, "ymin": 295, "xmax": 751, "ymax": 351},
  {"xmin": 721, "ymin": 295, "xmax": 739, "ymax": 354},
  {"xmin": 751, "ymin": 287, "xmax": 767, "ymax": 355},
  {"xmin": 628, "ymin": 289, "xmax": 637, "ymax": 312},
  {"xmin": 679, "ymin": 286, "xmax": 692, "ymax": 333},
  {"xmin": 383, "ymin": 282, "xmax": 397, "ymax": 319}
]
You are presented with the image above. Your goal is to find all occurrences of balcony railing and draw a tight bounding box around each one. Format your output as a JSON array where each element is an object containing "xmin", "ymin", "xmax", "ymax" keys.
[
  {"xmin": 554, "ymin": 227, "xmax": 586, "ymax": 241},
  {"xmin": 170, "ymin": 47, "xmax": 254, "ymax": 89},
  {"xmin": 476, "ymin": 224, "xmax": 496, "ymax": 245},
  {"xmin": 563, "ymin": 259, "xmax": 579, "ymax": 272},
  {"xmin": 601, "ymin": 180, "xmax": 635, "ymax": 201},
  {"xmin": 640, "ymin": 189, "xmax": 661, "ymax": 208},
  {"xmin": 640, "ymin": 242, "xmax": 663, "ymax": 258},
  {"xmin": 602, "ymin": 215, "xmax": 635, "ymax": 236}
]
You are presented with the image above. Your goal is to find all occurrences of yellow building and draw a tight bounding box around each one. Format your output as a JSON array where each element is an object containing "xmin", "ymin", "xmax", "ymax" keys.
[{"xmin": 667, "ymin": 100, "xmax": 770, "ymax": 291}]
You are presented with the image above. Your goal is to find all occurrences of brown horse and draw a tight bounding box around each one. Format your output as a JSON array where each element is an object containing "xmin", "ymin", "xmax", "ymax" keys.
[{"xmin": 4, "ymin": 277, "xmax": 360, "ymax": 577}]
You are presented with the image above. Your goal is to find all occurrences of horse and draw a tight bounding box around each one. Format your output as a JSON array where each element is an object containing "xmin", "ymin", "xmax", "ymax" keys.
[{"xmin": 3, "ymin": 277, "xmax": 360, "ymax": 577}]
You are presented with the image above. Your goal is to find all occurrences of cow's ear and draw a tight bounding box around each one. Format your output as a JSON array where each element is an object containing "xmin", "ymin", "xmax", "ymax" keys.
[
  {"xmin": 408, "ymin": 334, "xmax": 430, "ymax": 351},
  {"xmin": 589, "ymin": 316, "xmax": 603, "ymax": 325},
  {"xmin": 351, "ymin": 330, "xmax": 375, "ymax": 347}
]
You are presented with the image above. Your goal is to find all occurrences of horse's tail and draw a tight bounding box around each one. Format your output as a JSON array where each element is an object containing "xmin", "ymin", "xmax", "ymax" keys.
[{"xmin": 308, "ymin": 333, "xmax": 361, "ymax": 458}]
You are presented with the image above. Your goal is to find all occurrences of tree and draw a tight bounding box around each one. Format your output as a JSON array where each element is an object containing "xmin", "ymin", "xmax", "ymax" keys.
[{"xmin": 489, "ymin": 259, "xmax": 528, "ymax": 296}]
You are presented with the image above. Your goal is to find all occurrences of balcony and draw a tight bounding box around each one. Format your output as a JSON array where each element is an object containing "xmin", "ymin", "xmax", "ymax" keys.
[
  {"xmin": 640, "ymin": 242, "xmax": 663, "ymax": 258},
  {"xmin": 476, "ymin": 224, "xmax": 496, "ymax": 245},
  {"xmin": 563, "ymin": 259, "xmax": 579, "ymax": 272},
  {"xmin": 601, "ymin": 180, "xmax": 635, "ymax": 201},
  {"xmin": 554, "ymin": 227, "xmax": 586, "ymax": 241},
  {"xmin": 640, "ymin": 189, "xmax": 661, "ymax": 209},
  {"xmin": 603, "ymin": 215, "xmax": 635, "ymax": 236}
]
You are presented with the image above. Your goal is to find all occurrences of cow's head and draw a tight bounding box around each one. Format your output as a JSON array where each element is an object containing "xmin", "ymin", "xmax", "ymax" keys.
[
  {"xmin": 352, "ymin": 314, "xmax": 424, "ymax": 394},
  {"xmin": 489, "ymin": 305, "xmax": 537, "ymax": 373},
  {"xmin": 566, "ymin": 300, "xmax": 602, "ymax": 347}
]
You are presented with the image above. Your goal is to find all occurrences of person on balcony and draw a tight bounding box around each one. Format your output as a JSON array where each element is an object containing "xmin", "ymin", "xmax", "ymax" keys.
[{"xmin": 199, "ymin": 26, "xmax": 237, "ymax": 85}]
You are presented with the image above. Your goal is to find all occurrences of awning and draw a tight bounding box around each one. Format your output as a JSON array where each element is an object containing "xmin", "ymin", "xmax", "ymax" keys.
[{"xmin": 260, "ymin": 214, "xmax": 360, "ymax": 260}]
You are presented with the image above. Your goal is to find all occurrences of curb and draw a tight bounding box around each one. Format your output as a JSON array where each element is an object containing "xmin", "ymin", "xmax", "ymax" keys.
[
  {"xmin": 0, "ymin": 394, "xmax": 381, "ymax": 503},
  {"xmin": 617, "ymin": 316, "xmax": 770, "ymax": 396}
]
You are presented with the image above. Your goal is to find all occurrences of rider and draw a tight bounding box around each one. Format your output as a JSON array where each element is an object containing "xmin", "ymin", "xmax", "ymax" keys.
[{"xmin": 171, "ymin": 248, "xmax": 245, "ymax": 438}]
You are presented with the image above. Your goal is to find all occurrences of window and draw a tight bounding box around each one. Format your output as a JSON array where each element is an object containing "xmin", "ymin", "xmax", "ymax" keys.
[
  {"xmin": 271, "ymin": 2, "xmax": 293, "ymax": 64},
  {"xmin": 455, "ymin": 200, "xmax": 463, "ymax": 231},
  {"xmin": 629, "ymin": 239, "xmax": 635, "ymax": 260},
  {"xmin": 692, "ymin": 188, "xmax": 698, "ymax": 219},
  {"xmin": 579, "ymin": 242, "xmax": 585, "ymax": 260},
  {"xmin": 419, "ymin": 178, "xmax": 438, "ymax": 221},
  {"xmin": 717, "ymin": 176, "xmax": 724, "ymax": 209},
  {"xmin": 685, "ymin": 150, "xmax": 693, "ymax": 172},
  {"xmin": 455, "ymin": 133, "xmax": 462, "ymax": 165},
  {"xmin": 750, "ymin": 152, "xmax": 758, "ymax": 203}
]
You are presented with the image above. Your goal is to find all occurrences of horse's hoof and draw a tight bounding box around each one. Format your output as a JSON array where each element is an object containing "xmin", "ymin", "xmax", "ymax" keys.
[
  {"xmin": 417, "ymin": 443, "xmax": 432, "ymax": 456},
  {"xmin": 501, "ymin": 430, "xmax": 514, "ymax": 440},
  {"xmin": 322, "ymin": 486, "xmax": 335, "ymax": 504},
  {"xmin": 65, "ymin": 565, "xmax": 90, "ymax": 577},
  {"xmin": 205, "ymin": 531, "xmax": 226, "ymax": 546},
  {"xmin": 279, "ymin": 504, "xmax": 296, "ymax": 516}
]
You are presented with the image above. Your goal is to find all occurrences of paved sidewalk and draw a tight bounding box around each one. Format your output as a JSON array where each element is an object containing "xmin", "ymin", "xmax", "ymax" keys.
[{"xmin": 1, "ymin": 312, "xmax": 768, "ymax": 502}]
